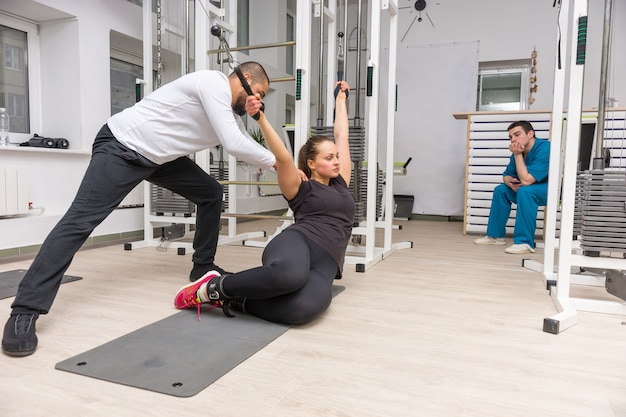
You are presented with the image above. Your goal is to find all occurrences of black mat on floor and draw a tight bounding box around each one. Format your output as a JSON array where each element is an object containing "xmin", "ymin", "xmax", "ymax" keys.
[
  {"xmin": 55, "ymin": 285, "xmax": 345, "ymax": 397},
  {"xmin": 0, "ymin": 269, "xmax": 82, "ymax": 300}
]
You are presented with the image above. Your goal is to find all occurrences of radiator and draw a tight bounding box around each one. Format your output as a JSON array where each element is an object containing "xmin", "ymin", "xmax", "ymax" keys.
[
  {"xmin": 0, "ymin": 166, "xmax": 29, "ymax": 216},
  {"xmin": 150, "ymin": 184, "xmax": 196, "ymax": 216},
  {"xmin": 258, "ymin": 170, "xmax": 281, "ymax": 196},
  {"xmin": 119, "ymin": 182, "xmax": 144, "ymax": 207}
]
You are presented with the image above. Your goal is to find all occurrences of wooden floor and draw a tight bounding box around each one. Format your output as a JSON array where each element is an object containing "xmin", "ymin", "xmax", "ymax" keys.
[{"xmin": 1, "ymin": 219, "xmax": 626, "ymax": 417}]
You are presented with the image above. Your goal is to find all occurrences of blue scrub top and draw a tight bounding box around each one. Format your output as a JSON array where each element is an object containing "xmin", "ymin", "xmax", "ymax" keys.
[{"xmin": 503, "ymin": 138, "xmax": 550, "ymax": 183}]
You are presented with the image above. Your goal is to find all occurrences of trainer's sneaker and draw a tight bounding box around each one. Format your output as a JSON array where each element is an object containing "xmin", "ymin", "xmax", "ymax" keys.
[
  {"xmin": 474, "ymin": 236, "xmax": 506, "ymax": 245},
  {"xmin": 175, "ymin": 270, "xmax": 221, "ymax": 310},
  {"xmin": 189, "ymin": 263, "xmax": 231, "ymax": 282},
  {"xmin": 504, "ymin": 243, "xmax": 535, "ymax": 254},
  {"xmin": 2, "ymin": 313, "xmax": 39, "ymax": 357}
]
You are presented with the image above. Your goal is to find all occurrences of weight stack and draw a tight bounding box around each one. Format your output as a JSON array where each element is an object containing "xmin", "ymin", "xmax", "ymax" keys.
[
  {"xmin": 310, "ymin": 125, "xmax": 372, "ymax": 223},
  {"xmin": 150, "ymin": 185, "xmax": 195, "ymax": 217},
  {"xmin": 309, "ymin": 125, "xmax": 366, "ymax": 161},
  {"xmin": 573, "ymin": 170, "xmax": 588, "ymax": 238},
  {"xmin": 579, "ymin": 169, "xmax": 626, "ymax": 255},
  {"xmin": 349, "ymin": 164, "xmax": 384, "ymax": 221}
]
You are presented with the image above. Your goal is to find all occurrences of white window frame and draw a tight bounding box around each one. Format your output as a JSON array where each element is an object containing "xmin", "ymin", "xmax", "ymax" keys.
[
  {"xmin": 8, "ymin": 93, "xmax": 25, "ymax": 118},
  {"xmin": 477, "ymin": 66, "xmax": 529, "ymax": 112},
  {"xmin": 0, "ymin": 13, "xmax": 42, "ymax": 141}
]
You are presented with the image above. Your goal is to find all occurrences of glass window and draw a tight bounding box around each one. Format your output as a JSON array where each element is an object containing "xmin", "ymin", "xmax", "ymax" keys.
[
  {"xmin": 237, "ymin": 0, "xmax": 249, "ymax": 55},
  {"xmin": 0, "ymin": 24, "xmax": 30, "ymax": 133},
  {"xmin": 476, "ymin": 66, "xmax": 529, "ymax": 112},
  {"xmin": 110, "ymin": 58, "xmax": 144, "ymax": 116},
  {"xmin": 285, "ymin": 93, "xmax": 295, "ymax": 125}
]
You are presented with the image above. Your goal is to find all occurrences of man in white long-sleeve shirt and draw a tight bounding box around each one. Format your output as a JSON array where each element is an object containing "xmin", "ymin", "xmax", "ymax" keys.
[{"xmin": 2, "ymin": 62, "xmax": 277, "ymax": 357}]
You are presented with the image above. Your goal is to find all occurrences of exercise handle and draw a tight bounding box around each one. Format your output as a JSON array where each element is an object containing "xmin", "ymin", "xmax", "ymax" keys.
[
  {"xmin": 210, "ymin": 25, "xmax": 263, "ymax": 120},
  {"xmin": 334, "ymin": 74, "xmax": 350, "ymax": 99},
  {"xmin": 234, "ymin": 66, "xmax": 264, "ymax": 120},
  {"xmin": 334, "ymin": 31, "xmax": 349, "ymax": 99}
]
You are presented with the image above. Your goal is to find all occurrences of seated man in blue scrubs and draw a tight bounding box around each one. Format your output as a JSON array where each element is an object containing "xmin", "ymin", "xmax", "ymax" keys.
[{"xmin": 474, "ymin": 120, "xmax": 550, "ymax": 254}]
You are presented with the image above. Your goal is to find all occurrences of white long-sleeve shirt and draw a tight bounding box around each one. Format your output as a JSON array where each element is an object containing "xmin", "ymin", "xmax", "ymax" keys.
[{"xmin": 107, "ymin": 70, "xmax": 275, "ymax": 169}]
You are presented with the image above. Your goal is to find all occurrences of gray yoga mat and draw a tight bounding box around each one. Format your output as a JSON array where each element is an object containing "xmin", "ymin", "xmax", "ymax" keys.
[
  {"xmin": 56, "ymin": 285, "xmax": 345, "ymax": 397},
  {"xmin": 0, "ymin": 269, "xmax": 82, "ymax": 300}
]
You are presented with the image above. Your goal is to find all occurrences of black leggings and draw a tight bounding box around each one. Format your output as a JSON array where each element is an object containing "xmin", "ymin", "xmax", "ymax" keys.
[{"xmin": 222, "ymin": 229, "xmax": 338, "ymax": 325}]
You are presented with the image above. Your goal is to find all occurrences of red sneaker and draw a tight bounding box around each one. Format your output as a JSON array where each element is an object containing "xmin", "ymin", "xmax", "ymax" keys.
[{"xmin": 174, "ymin": 270, "xmax": 220, "ymax": 310}]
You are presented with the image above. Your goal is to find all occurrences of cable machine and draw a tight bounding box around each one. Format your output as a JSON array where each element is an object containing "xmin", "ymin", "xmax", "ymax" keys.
[
  {"xmin": 129, "ymin": 0, "xmax": 411, "ymax": 270},
  {"xmin": 276, "ymin": 0, "xmax": 412, "ymax": 272},
  {"xmin": 128, "ymin": 0, "xmax": 270, "ymax": 253}
]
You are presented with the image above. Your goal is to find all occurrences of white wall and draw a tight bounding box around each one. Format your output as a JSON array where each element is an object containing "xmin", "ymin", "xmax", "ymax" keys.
[
  {"xmin": 0, "ymin": 0, "xmax": 146, "ymax": 251},
  {"xmin": 394, "ymin": 0, "xmax": 626, "ymax": 111}
]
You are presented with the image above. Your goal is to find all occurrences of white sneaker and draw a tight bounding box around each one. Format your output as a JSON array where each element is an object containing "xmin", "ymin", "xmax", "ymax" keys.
[
  {"xmin": 474, "ymin": 236, "xmax": 506, "ymax": 245},
  {"xmin": 504, "ymin": 243, "xmax": 535, "ymax": 254}
]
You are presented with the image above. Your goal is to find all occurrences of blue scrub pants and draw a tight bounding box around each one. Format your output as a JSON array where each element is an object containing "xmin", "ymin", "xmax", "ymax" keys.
[{"xmin": 486, "ymin": 182, "xmax": 548, "ymax": 248}]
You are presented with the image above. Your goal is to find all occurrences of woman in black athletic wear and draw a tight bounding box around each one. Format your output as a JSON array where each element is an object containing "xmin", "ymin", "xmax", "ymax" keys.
[{"xmin": 174, "ymin": 81, "xmax": 354, "ymax": 325}]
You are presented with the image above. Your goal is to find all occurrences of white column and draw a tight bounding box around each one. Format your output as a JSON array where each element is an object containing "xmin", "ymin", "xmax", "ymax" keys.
[
  {"xmin": 142, "ymin": 0, "xmax": 154, "ymax": 243},
  {"xmin": 324, "ymin": 2, "xmax": 337, "ymax": 125},
  {"xmin": 295, "ymin": 0, "xmax": 312, "ymax": 152},
  {"xmin": 364, "ymin": 0, "xmax": 382, "ymax": 261},
  {"xmin": 543, "ymin": 0, "xmax": 571, "ymax": 275},
  {"xmin": 383, "ymin": 0, "xmax": 398, "ymax": 250},
  {"xmin": 549, "ymin": 0, "xmax": 589, "ymax": 332}
]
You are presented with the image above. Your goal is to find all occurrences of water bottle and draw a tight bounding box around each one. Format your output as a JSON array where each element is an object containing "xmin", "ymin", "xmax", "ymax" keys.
[{"xmin": 0, "ymin": 107, "xmax": 9, "ymax": 146}]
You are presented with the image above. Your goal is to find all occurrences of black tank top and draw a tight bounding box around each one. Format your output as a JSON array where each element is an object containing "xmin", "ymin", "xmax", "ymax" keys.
[{"xmin": 286, "ymin": 175, "xmax": 356, "ymax": 273}]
